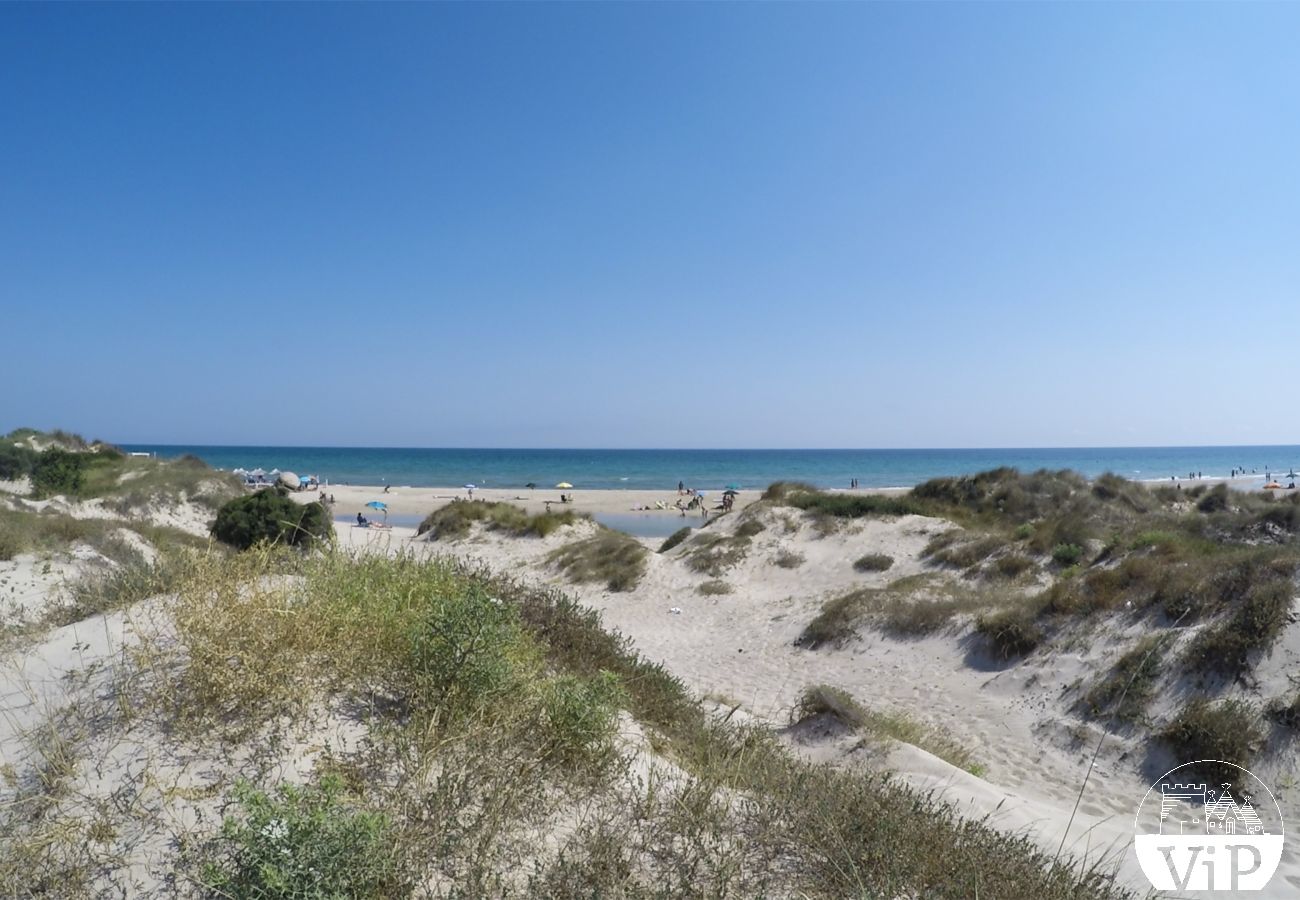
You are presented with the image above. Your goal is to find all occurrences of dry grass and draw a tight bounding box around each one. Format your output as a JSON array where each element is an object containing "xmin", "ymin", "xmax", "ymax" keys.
[
  {"xmin": 772, "ymin": 548, "xmax": 804, "ymax": 569},
  {"xmin": 799, "ymin": 575, "xmax": 998, "ymax": 647},
  {"xmin": 793, "ymin": 684, "xmax": 980, "ymax": 774},
  {"xmin": 548, "ymin": 529, "xmax": 648, "ymax": 592},
  {"xmin": 853, "ymin": 552, "xmax": 893, "ymax": 573},
  {"xmin": 697, "ymin": 579, "xmax": 733, "ymax": 596},
  {"xmin": 418, "ymin": 500, "xmax": 584, "ymax": 540}
]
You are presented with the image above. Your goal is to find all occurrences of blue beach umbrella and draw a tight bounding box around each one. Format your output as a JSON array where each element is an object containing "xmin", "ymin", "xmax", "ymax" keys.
[
  {"xmin": 724, "ymin": 484, "xmax": 741, "ymax": 491},
  {"xmin": 365, "ymin": 500, "xmax": 388, "ymax": 520}
]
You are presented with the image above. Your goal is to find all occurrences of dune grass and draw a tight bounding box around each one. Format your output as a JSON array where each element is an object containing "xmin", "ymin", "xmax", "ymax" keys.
[
  {"xmin": 794, "ymin": 684, "xmax": 979, "ymax": 774},
  {"xmin": 853, "ymin": 552, "xmax": 893, "ymax": 573},
  {"xmin": 417, "ymin": 499, "xmax": 584, "ymax": 541},
  {"xmin": 799, "ymin": 575, "xmax": 996, "ymax": 647},
  {"xmin": 1160, "ymin": 699, "xmax": 1264, "ymax": 790},
  {"xmin": 1083, "ymin": 635, "xmax": 1169, "ymax": 725},
  {"xmin": 548, "ymin": 528, "xmax": 648, "ymax": 592},
  {"xmin": 657, "ymin": 526, "xmax": 692, "ymax": 553}
]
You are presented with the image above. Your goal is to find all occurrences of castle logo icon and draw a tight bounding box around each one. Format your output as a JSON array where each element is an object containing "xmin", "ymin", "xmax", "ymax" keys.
[{"xmin": 1135, "ymin": 761, "xmax": 1284, "ymax": 891}]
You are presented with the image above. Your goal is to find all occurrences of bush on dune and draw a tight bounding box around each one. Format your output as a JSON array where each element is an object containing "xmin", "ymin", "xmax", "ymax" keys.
[
  {"xmin": 210, "ymin": 487, "xmax": 331, "ymax": 550},
  {"xmin": 0, "ymin": 444, "xmax": 38, "ymax": 481},
  {"xmin": 417, "ymin": 499, "xmax": 582, "ymax": 540},
  {"xmin": 658, "ymin": 526, "xmax": 692, "ymax": 553},
  {"xmin": 29, "ymin": 448, "xmax": 88, "ymax": 498},
  {"xmin": 549, "ymin": 529, "xmax": 648, "ymax": 592},
  {"xmin": 1161, "ymin": 699, "xmax": 1264, "ymax": 789}
]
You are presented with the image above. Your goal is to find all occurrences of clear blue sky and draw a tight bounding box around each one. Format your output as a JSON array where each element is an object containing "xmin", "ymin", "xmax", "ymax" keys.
[{"xmin": 4, "ymin": 3, "xmax": 1299, "ymax": 448}]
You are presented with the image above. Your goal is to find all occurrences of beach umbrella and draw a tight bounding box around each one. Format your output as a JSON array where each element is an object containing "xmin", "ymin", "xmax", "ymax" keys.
[
  {"xmin": 525, "ymin": 482, "xmax": 537, "ymax": 490},
  {"xmin": 723, "ymin": 489, "xmax": 738, "ymax": 496},
  {"xmin": 724, "ymin": 484, "xmax": 741, "ymax": 491},
  {"xmin": 556, "ymin": 482, "xmax": 573, "ymax": 489},
  {"xmin": 365, "ymin": 501, "xmax": 388, "ymax": 511},
  {"xmin": 250, "ymin": 468, "xmax": 265, "ymax": 477},
  {"xmin": 270, "ymin": 469, "xmax": 280, "ymax": 476},
  {"xmin": 464, "ymin": 483, "xmax": 477, "ymax": 490}
]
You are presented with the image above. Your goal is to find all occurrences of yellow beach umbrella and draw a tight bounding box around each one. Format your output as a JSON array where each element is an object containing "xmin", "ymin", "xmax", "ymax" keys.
[{"xmin": 555, "ymin": 482, "xmax": 573, "ymax": 489}]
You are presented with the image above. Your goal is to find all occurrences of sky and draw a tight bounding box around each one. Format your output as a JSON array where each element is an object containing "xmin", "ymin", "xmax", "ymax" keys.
[{"xmin": 3, "ymin": 2, "xmax": 1299, "ymax": 449}]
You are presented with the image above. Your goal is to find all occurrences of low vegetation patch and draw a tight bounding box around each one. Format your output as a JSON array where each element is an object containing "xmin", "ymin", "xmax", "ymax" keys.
[
  {"xmin": 1083, "ymin": 635, "xmax": 1169, "ymax": 724},
  {"xmin": 924, "ymin": 533, "xmax": 1006, "ymax": 570},
  {"xmin": 773, "ymin": 487, "xmax": 921, "ymax": 519},
  {"xmin": 772, "ymin": 548, "xmax": 804, "ymax": 569},
  {"xmin": 1160, "ymin": 699, "xmax": 1264, "ymax": 788},
  {"xmin": 793, "ymin": 685, "xmax": 979, "ymax": 774},
  {"xmin": 799, "ymin": 575, "xmax": 993, "ymax": 646},
  {"xmin": 685, "ymin": 530, "xmax": 753, "ymax": 576},
  {"xmin": 658, "ymin": 526, "xmax": 692, "ymax": 553},
  {"xmin": 201, "ymin": 775, "xmax": 407, "ymax": 898},
  {"xmin": 417, "ymin": 499, "xmax": 584, "ymax": 540},
  {"xmin": 853, "ymin": 553, "xmax": 893, "ymax": 573},
  {"xmin": 990, "ymin": 553, "xmax": 1034, "ymax": 578},
  {"xmin": 697, "ymin": 579, "xmax": 733, "ymax": 596},
  {"xmin": 549, "ymin": 529, "xmax": 648, "ymax": 592},
  {"xmin": 975, "ymin": 604, "xmax": 1045, "ymax": 660}
]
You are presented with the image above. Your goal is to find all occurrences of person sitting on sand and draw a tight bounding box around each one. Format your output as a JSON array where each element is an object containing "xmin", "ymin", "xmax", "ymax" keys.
[{"xmin": 356, "ymin": 512, "xmax": 368, "ymax": 526}]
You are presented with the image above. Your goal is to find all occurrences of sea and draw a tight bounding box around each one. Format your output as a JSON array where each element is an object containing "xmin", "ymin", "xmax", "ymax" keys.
[{"xmin": 118, "ymin": 445, "xmax": 1300, "ymax": 492}]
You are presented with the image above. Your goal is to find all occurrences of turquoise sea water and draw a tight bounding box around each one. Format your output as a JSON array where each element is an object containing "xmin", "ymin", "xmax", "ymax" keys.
[{"xmin": 122, "ymin": 445, "xmax": 1300, "ymax": 492}]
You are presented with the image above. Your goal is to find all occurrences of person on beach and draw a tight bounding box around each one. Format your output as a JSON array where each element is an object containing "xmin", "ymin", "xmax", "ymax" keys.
[
  {"xmin": 356, "ymin": 512, "xmax": 367, "ymax": 526},
  {"xmin": 678, "ymin": 480, "xmax": 684, "ymax": 494},
  {"xmin": 383, "ymin": 484, "xmax": 390, "ymax": 494}
]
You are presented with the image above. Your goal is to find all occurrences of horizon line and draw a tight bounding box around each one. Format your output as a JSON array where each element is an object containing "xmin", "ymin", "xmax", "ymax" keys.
[{"xmin": 117, "ymin": 441, "xmax": 1300, "ymax": 453}]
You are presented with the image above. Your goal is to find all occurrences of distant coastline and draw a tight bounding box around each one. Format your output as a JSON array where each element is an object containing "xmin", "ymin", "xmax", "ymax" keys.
[{"xmin": 120, "ymin": 444, "xmax": 1300, "ymax": 493}]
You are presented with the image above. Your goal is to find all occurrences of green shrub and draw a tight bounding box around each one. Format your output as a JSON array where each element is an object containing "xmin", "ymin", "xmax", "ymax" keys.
[
  {"xmin": 210, "ymin": 488, "xmax": 331, "ymax": 550},
  {"xmin": 782, "ymin": 490, "xmax": 921, "ymax": 519},
  {"xmin": 853, "ymin": 553, "xmax": 894, "ymax": 573},
  {"xmin": 1160, "ymin": 699, "xmax": 1263, "ymax": 788},
  {"xmin": 201, "ymin": 775, "xmax": 406, "ymax": 899},
  {"xmin": 1050, "ymin": 543, "xmax": 1083, "ymax": 566},
  {"xmin": 734, "ymin": 519, "xmax": 766, "ymax": 538},
  {"xmin": 1196, "ymin": 483, "xmax": 1230, "ymax": 513},
  {"xmin": 0, "ymin": 444, "xmax": 37, "ymax": 481},
  {"xmin": 975, "ymin": 606, "xmax": 1044, "ymax": 660},
  {"xmin": 698, "ymin": 579, "xmax": 733, "ymax": 596},
  {"xmin": 408, "ymin": 583, "xmax": 527, "ymax": 719},
  {"xmin": 1012, "ymin": 523, "xmax": 1035, "ymax": 540},
  {"xmin": 29, "ymin": 448, "xmax": 88, "ymax": 498},
  {"xmin": 0, "ymin": 521, "xmax": 22, "ymax": 561},
  {"xmin": 658, "ymin": 526, "xmax": 692, "ymax": 553},
  {"xmin": 540, "ymin": 671, "xmax": 624, "ymax": 763}
]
